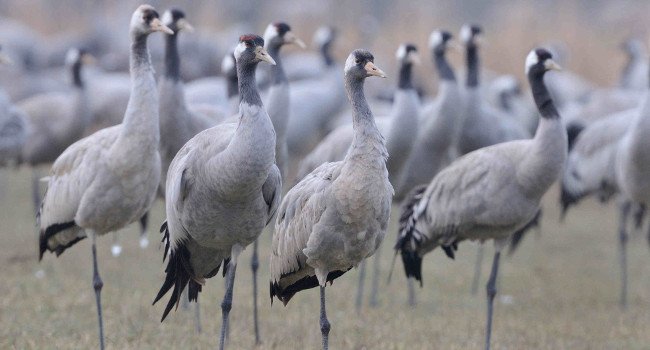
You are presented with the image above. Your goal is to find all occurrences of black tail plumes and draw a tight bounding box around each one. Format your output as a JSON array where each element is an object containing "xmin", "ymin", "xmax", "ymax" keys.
[
  {"xmin": 393, "ymin": 185, "xmax": 427, "ymax": 286},
  {"xmin": 566, "ymin": 122, "xmax": 584, "ymax": 152},
  {"xmin": 153, "ymin": 221, "xmax": 213, "ymax": 322},
  {"xmin": 508, "ymin": 209, "xmax": 542, "ymax": 255},
  {"xmin": 38, "ymin": 221, "xmax": 83, "ymax": 260}
]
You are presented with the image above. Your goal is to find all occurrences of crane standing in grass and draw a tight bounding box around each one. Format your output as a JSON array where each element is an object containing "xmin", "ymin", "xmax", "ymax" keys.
[
  {"xmin": 37, "ymin": 5, "xmax": 172, "ymax": 349},
  {"xmin": 395, "ymin": 48, "xmax": 565, "ymax": 350}
]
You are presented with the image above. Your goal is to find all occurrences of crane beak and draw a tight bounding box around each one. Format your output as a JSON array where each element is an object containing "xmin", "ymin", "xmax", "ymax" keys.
[
  {"xmin": 365, "ymin": 61, "xmax": 387, "ymax": 78},
  {"xmin": 151, "ymin": 18, "xmax": 174, "ymax": 35},
  {"xmin": 256, "ymin": 46, "xmax": 276, "ymax": 65},
  {"xmin": 0, "ymin": 53, "xmax": 12, "ymax": 65},
  {"xmin": 544, "ymin": 59, "xmax": 562, "ymax": 71},
  {"xmin": 177, "ymin": 18, "xmax": 195, "ymax": 33},
  {"xmin": 81, "ymin": 53, "xmax": 96, "ymax": 65},
  {"xmin": 284, "ymin": 31, "xmax": 307, "ymax": 49}
]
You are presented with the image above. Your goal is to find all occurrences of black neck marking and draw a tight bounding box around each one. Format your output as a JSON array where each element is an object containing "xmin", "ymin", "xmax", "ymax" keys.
[
  {"xmin": 434, "ymin": 49, "xmax": 455, "ymax": 81},
  {"xmin": 397, "ymin": 62, "xmax": 414, "ymax": 90},
  {"xmin": 528, "ymin": 72, "xmax": 559, "ymax": 119},
  {"xmin": 164, "ymin": 32, "xmax": 180, "ymax": 81},
  {"xmin": 466, "ymin": 44, "xmax": 479, "ymax": 87},
  {"xmin": 71, "ymin": 60, "xmax": 84, "ymax": 88},
  {"xmin": 267, "ymin": 42, "xmax": 287, "ymax": 85}
]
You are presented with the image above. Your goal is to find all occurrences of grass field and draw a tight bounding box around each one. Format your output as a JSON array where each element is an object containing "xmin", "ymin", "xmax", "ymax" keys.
[{"xmin": 1, "ymin": 167, "xmax": 650, "ymax": 349}]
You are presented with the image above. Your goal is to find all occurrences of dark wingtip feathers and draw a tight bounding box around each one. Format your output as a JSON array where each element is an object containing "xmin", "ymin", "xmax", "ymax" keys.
[
  {"xmin": 153, "ymin": 224, "xmax": 209, "ymax": 322},
  {"xmin": 508, "ymin": 209, "xmax": 542, "ymax": 256},
  {"xmin": 394, "ymin": 185, "xmax": 428, "ymax": 285},
  {"xmin": 38, "ymin": 221, "xmax": 80, "ymax": 260}
]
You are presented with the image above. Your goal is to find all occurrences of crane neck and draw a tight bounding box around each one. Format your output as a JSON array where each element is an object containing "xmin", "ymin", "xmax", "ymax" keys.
[
  {"xmin": 528, "ymin": 71, "xmax": 559, "ymax": 119},
  {"xmin": 397, "ymin": 62, "xmax": 414, "ymax": 90},
  {"xmin": 237, "ymin": 60, "xmax": 262, "ymax": 107},
  {"xmin": 434, "ymin": 48, "xmax": 456, "ymax": 81},
  {"xmin": 321, "ymin": 42, "xmax": 334, "ymax": 67},
  {"xmin": 344, "ymin": 74, "xmax": 386, "ymax": 163},
  {"xmin": 266, "ymin": 42, "xmax": 287, "ymax": 85},
  {"xmin": 164, "ymin": 31, "xmax": 181, "ymax": 81},
  {"xmin": 71, "ymin": 60, "xmax": 84, "ymax": 88},
  {"xmin": 465, "ymin": 44, "xmax": 479, "ymax": 88}
]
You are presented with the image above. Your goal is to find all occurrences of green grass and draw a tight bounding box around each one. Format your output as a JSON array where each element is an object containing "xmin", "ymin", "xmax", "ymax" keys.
[{"xmin": 1, "ymin": 167, "xmax": 649, "ymax": 349}]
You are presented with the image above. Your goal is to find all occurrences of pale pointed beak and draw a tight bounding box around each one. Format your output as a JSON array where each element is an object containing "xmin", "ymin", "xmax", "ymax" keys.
[
  {"xmin": 81, "ymin": 53, "xmax": 96, "ymax": 65},
  {"xmin": 284, "ymin": 31, "xmax": 306, "ymax": 49},
  {"xmin": 256, "ymin": 47, "xmax": 276, "ymax": 65},
  {"xmin": 545, "ymin": 59, "xmax": 562, "ymax": 71},
  {"xmin": 365, "ymin": 61, "xmax": 387, "ymax": 78},
  {"xmin": 151, "ymin": 18, "xmax": 174, "ymax": 35},
  {"xmin": 177, "ymin": 18, "xmax": 195, "ymax": 33},
  {"xmin": 409, "ymin": 52, "xmax": 421, "ymax": 66},
  {"xmin": 0, "ymin": 53, "xmax": 12, "ymax": 65}
]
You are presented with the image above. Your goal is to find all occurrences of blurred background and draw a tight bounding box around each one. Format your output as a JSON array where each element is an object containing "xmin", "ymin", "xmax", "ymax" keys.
[{"xmin": 1, "ymin": 0, "xmax": 649, "ymax": 91}]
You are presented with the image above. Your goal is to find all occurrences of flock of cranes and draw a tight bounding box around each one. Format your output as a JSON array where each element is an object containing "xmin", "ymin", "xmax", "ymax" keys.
[{"xmin": 0, "ymin": 3, "xmax": 649, "ymax": 350}]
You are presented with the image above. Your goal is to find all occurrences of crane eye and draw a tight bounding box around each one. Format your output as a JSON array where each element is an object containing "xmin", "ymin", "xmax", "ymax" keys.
[{"xmin": 355, "ymin": 59, "xmax": 361, "ymax": 64}]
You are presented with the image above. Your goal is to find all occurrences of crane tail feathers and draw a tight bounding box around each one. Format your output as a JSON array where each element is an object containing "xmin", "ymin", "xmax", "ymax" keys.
[
  {"xmin": 153, "ymin": 225, "xmax": 204, "ymax": 322},
  {"xmin": 508, "ymin": 209, "xmax": 542, "ymax": 256},
  {"xmin": 38, "ymin": 221, "xmax": 84, "ymax": 260}
]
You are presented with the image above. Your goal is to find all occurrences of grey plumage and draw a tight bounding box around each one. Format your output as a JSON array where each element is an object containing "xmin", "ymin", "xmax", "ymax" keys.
[
  {"xmin": 270, "ymin": 49, "xmax": 392, "ymax": 348},
  {"xmin": 395, "ymin": 48, "xmax": 566, "ymax": 350},
  {"xmin": 153, "ymin": 34, "xmax": 279, "ymax": 350},
  {"xmin": 37, "ymin": 6, "xmax": 171, "ymax": 350}
]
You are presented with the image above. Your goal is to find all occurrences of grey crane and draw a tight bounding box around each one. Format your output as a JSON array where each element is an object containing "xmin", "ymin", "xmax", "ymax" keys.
[
  {"xmin": 270, "ymin": 49, "xmax": 392, "ymax": 350},
  {"xmin": 17, "ymin": 47, "xmax": 93, "ymax": 215},
  {"xmin": 153, "ymin": 34, "xmax": 279, "ymax": 350},
  {"xmin": 614, "ymin": 59, "xmax": 650, "ymax": 308},
  {"xmin": 619, "ymin": 38, "xmax": 649, "ymax": 91},
  {"xmin": 394, "ymin": 48, "xmax": 565, "ymax": 350},
  {"xmin": 395, "ymin": 30, "xmax": 462, "ymax": 200},
  {"xmin": 37, "ymin": 6, "xmax": 171, "ymax": 349}
]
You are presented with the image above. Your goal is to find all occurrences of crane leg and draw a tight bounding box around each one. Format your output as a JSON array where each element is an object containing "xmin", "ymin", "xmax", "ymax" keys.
[
  {"xmin": 471, "ymin": 243, "xmax": 485, "ymax": 295},
  {"xmin": 355, "ymin": 260, "xmax": 366, "ymax": 312},
  {"xmin": 194, "ymin": 302, "xmax": 201, "ymax": 334},
  {"xmin": 90, "ymin": 231, "xmax": 105, "ymax": 350},
  {"xmin": 251, "ymin": 239, "xmax": 261, "ymax": 344},
  {"xmin": 31, "ymin": 168, "xmax": 41, "ymax": 217},
  {"xmin": 369, "ymin": 247, "xmax": 381, "ymax": 307},
  {"xmin": 319, "ymin": 286, "xmax": 331, "ymax": 350},
  {"xmin": 407, "ymin": 277, "xmax": 417, "ymax": 307},
  {"xmin": 138, "ymin": 212, "xmax": 149, "ymax": 249},
  {"xmin": 618, "ymin": 201, "xmax": 631, "ymax": 309},
  {"xmin": 219, "ymin": 254, "xmax": 239, "ymax": 350},
  {"xmin": 484, "ymin": 251, "xmax": 501, "ymax": 350}
]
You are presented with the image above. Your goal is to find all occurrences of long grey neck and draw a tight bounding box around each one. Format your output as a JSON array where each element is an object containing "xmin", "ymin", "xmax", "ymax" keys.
[
  {"xmin": 465, "ymin": 44, "xmax": 479, "ymax": 87},
  {"xmin": 267, "ymin": 43, "xmax": 287, "ymax": 85},
  {"xmin": 321, "ymin": 42, "xmax": 334, "ymax": 67},
  {"xmin": 345, "ymin": 75, "xmax": 386, "ymax": 162},
  {"xmin": 120, "ymin": 32, "xmax": 159, "ymax": 142},
  {"xmin": 238, "ymin": 61, "xmax": 262, "ymax": 106},
  {"xmin": 434, "ymin": 48, "xmax": 455, "ymax": 81},
  {"xmin": 397, "ymin": 62, "xmax": 414, "ymax": 90},
  {"xmin": 528, "ymin": 72, "xmax": 559, "ymax": 119},
  {"xmin": 164, "ymin": 32, "xmax": 181, "ymax": 81}
]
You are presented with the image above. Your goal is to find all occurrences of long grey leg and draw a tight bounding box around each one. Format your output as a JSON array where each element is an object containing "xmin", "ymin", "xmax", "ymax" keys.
[
  {"xmin": 485, "ymin": 251, "xmax": 501, "ymax": 350},
  {"xmin": 471, "ymin": 244, "xmax": 485, "ymax": 295},
  {"xmin": 251, "ymin": 239, "xmax": 260, "ymax": 344},
  {"xmin": 407, "ymin": 277, "xmax": 416, "ymax": 307},
  {"xmin": 31, "ymin": 168, "xmax": 41, "ymax": 217},
  {"xmin": 320, "ymin": 286, "xmax": 331, "ymax": 350},
  {"xmin": 90, "ymin": 231, "xmax": 105, "ymax": 350},
  {"xmin": 194, "ymin": 302, "xmax": 201, "ymax": 334},
  {"xmin": 355, "ymin": 260, "xmax": 366, "ymax": 312},
  {"xmin": 369, "ymin": 248, "xmax": 381, "ymax": 307},
  {"xmin": 219, "ymin": 255, "xmax": 239, "ymax": 350},
  {"xmin": 138, "ymin": 212, "xmax": 149, "ymax": 249},
  {"xmin": 618, "ymin": 201, "xmax": 631, "ymax": 309}
]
